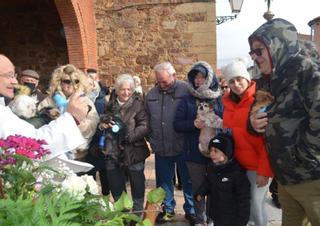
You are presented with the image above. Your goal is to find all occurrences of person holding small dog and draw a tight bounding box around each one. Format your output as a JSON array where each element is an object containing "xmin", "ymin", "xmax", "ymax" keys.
[
  {"xmin": 221, "ymin": 59, "xmax": 273, "ymax": 226},
  {"xmin": 99, "ymin": 73, "xmax": 150, "ymax": 214},
  {"xmin": 195, "ymin": 132, "xmax": 250, "ymax": 226},
  {"xmin": 38, "ymin": 64, "xmax": 99, "ymax": 161},
  {"xmin": 248, "ymin": 18, "xmax": 320, "ymax": 225},
  {"xmin": 174, "ymin": 61, "xmax": 223, "ymax": 225}
]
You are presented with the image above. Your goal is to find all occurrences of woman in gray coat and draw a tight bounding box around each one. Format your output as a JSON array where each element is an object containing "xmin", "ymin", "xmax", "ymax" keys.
[{"xmin": 99, "ymin": 74, "xmax": 150, "ymax": 214}]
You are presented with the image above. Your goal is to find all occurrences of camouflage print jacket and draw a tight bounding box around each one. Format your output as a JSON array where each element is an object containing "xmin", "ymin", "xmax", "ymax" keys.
[{"xmin": 249, "ymin": 18, "xmax": 320, "ymax": 185}]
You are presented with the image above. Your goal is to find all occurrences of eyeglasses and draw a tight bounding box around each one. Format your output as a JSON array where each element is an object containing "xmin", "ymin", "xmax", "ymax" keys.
[
  {"xmin": 221, "ymin": 86, "xmax": 229, "ymax": 89},
  {"xmin": 61, "ymin": 79, "xmax": 80, "ymax": 85},
  {"xmin": 249, "ymin": 48, "xmax": 264, "ymax": 56},
  {"xmin": 0, "ymin": 71, "xmax": 17, "ymax": 79}
]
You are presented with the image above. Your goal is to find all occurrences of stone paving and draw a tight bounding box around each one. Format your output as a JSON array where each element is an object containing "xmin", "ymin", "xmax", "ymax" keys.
[{"xmin": 143, "ymin": 154, "xmax": 282, "ymax": 226}]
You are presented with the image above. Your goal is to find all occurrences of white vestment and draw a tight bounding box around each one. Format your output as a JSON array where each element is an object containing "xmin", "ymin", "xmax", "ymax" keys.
[{"xmin": 0, "ymin": 97, "xmax": 93, "ymax": 172}]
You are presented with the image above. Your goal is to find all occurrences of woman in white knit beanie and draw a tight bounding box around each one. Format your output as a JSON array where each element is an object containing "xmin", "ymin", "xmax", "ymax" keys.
[
  {"xmin": 222, "ymin": 59, "xmax": 251, "ymax": 98},
  {"xmin": 221, "ymin": 59, "xmax": 273, "ymax": 226}
]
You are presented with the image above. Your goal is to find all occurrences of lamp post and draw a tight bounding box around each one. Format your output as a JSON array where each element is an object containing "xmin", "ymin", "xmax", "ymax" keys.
[
  {"xmin": 216, "ymin": 0, "xmax": 244, "ymax": 25},
  {"xmin": 263, "ymin": 0, "xmax": 274, "ymax": 21}
]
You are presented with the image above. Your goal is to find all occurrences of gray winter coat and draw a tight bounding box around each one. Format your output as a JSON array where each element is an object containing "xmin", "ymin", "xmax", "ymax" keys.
[{"xmin": 145, "ymin": 80, "xmax": 189, "ymax": 156}]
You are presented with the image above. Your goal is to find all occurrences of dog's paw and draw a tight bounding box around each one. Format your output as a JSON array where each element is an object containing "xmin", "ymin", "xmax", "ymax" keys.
[
  {"xmin": 198, "ymin": 143, "xmax": 210, "ymax": 157},
  {"xmin": 48, "ymin": 108, "xmax": 61, "ymax": 119}
]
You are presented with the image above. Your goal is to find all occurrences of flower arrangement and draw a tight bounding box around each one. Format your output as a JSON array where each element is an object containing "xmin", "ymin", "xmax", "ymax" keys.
[
  {"xmin": 0, "ymin": 135, "xmax": 51, "ymax": 199},
  {"xmin": 0, "ymin": 135, "xmax": 165, "ymax": 226}
]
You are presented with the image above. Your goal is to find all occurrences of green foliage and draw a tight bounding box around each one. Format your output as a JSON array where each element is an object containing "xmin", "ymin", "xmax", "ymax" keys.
[
  {"xmin": 114, "ymin": 192, "xmax": 133, "ymax": 211},
  {"xmin": 0, "ymin": 137, "xmax": 167, "ymax": 226},
  {"xmin": 147, "ymin": 187, "xmax": 166, "ymax": 204},
  {"xmin": 1, "ymin": 154, "xmax": 58, "ymax": 201},
  {"xmin": 0, "ymin": 136, "xmax": 169, "ymax": 225},
  {"xmin": 0, "ymin": 188, "xmax": 166, "ymax": 226},
  {"xmin": 136, "ymin": 219, "xmax": 152, "ymax": 226}
]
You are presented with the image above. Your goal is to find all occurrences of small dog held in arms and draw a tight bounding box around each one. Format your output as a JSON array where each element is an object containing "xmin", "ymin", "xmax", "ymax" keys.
[
  {"xmin": 251, "ymin": 90, "xmax": 274, "ymax": 114},
  {"xmin": 9, "ymin": 85, "xmax": 60, "ymax": 124},
  {"xmin": 197, "ymin": 100, "xmax": 223, "ymax": 157},
  {"xmin": 9, "ymin": 85, "xmax": 38, "ymax": 119}
]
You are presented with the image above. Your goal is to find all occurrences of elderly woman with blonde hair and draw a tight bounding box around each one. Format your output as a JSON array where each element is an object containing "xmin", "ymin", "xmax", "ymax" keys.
[
  {"xmin": 99, "ymin": 73, "xmax": 150, "ymax": 215},
  {"xmin": 38, "ymin": 64, "xmax": 99, "ymax": 161}
]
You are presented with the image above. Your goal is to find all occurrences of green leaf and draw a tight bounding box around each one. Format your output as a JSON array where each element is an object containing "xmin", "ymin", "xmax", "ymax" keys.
[
  {"xmin": 122, "ymin": 213, "xmax": 141, "ymax": 222},
  {"xmin": 114, "ymin": 192, "xmax": 133, "ymax": 211},
  {"xmin": 146, "ymin": 187, "xmax": 166, "ymax": 204},
  {"xmin": 136, "ymin": 219, "xmax": 152, "ymax": 226},
  {"xmin": 105, "ymin": 217, "xmax": 125, "ymax": 226}
]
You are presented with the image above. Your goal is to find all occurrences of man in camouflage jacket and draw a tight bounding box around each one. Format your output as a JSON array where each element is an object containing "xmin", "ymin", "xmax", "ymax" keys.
[{"xmin": 248, "ymin": 18, "xmax": 320, "ymax": 225}]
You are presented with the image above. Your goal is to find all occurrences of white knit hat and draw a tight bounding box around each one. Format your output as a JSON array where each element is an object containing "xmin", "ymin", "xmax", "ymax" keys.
[{"xmin": 221, "ymin": 59, "xmax": 251, "ymax": 83}]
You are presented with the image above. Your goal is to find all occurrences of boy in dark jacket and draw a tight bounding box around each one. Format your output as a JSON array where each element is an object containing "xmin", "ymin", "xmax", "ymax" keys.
[{"xmin": 195, "ymin": 133, "xmax": 250, "ymax": 226}]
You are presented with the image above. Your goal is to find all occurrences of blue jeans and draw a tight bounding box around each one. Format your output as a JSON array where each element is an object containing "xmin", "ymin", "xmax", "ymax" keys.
[{"xmin": 155, "ymin": 153, "xmax": 195, "ymax": 214}]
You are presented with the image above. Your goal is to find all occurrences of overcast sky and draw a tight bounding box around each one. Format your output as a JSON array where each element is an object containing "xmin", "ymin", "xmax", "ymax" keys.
[{"xmin": 216, "ymin": 0, "xmax": 320, "ymax": 68}]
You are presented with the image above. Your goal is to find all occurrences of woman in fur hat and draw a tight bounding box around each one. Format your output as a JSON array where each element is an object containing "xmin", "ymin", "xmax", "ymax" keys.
[{"xmin": 174, "ymin": 61, "xmax": 223, "ymax": 225}]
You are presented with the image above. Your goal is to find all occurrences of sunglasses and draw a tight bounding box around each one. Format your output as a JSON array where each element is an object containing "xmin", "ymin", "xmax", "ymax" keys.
[
  {"xmin": 249, "ymin": 48, "xmax": 264, "ymax": 56},
  {"xmin": 61, "ymin": 79, "xmax": 80, "ymax": 85},
  {"xmin": 221, "ymin": 86, "xmax": 229, "ymax": 89}
]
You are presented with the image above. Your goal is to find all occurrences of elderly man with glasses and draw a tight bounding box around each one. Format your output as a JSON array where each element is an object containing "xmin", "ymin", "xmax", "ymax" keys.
[{"xmin": 0, "ymin": 54, "xmax": 92, "ymax": 172}]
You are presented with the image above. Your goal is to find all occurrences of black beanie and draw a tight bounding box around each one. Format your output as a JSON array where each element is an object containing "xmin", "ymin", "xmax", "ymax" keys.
[{"xmin": 208, "ymin": 133, "xmax": 234, "ymax": 159}]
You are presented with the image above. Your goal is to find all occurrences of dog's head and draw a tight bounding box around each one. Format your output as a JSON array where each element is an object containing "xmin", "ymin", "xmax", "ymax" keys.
[
  {"xmin": 9, "ymin": 95, "xmax": 38, "ymax": 119},
  {"xmin": 197, "ymin": 101, "xmax": 214, "ymax": 117},
  {"xmin": 251, "ymin": 90, "xmax": 274, "ymax": 113}
]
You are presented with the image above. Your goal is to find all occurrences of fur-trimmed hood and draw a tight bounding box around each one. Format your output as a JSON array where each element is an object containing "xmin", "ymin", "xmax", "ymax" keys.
[{"xmin": 187, "ymin": 61, "xmax": 221, "ymax": 100}]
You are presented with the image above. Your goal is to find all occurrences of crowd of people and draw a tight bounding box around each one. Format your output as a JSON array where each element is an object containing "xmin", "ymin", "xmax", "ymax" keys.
[{"xmin": 1, "ymin": 17, "xmax": 320, "ymax": 226}]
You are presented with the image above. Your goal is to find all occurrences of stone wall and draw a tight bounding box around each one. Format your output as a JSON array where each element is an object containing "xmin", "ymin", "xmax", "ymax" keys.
[
  {"xmin": 0, "ymin": 1, "xmax": 68, "ymax": 91},
  {"xmin": 95, "ymin": 0, "xmax": 216, "ymax": 91}
]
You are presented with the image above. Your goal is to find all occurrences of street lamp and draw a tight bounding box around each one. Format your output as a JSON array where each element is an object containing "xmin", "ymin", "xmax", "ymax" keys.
[
  {"xmin": 263, "ymin": 0, "xmax": 274, "ymax": 21},
  {"xmin": 216, "ymin": 0, "xmax": 244, "ymax": 25}
]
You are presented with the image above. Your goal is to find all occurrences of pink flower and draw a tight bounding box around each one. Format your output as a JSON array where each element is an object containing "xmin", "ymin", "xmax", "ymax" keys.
[
  {"xmin": 16, "ymin": 147, "xmax": 36, "ymax": 159},
  {"xmin": 0, "ymin": 135, "xmax": 50, "ymax": 166}
]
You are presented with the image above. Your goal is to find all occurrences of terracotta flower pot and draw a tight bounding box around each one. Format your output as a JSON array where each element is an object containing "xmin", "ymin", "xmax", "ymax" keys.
[{"xmin": 143, "ymin": 201, "xmax": 159, "ymax": 226}]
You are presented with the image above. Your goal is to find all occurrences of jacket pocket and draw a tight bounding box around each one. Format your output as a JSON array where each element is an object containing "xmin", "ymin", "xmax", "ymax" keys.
[{"xmin": 124, "ymin": 139, "xmax": 150, "ymax": 166}]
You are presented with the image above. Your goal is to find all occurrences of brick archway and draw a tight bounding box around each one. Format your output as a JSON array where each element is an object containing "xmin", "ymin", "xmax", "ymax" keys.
[{"xmin": 54, "ymin": 0, "xmax": 97, "ymax": 70}]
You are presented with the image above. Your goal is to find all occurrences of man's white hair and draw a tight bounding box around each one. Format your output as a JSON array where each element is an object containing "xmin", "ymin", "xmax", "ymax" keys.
[{"xmin": 154, "ymin": 62, "xmax": 176, "ymax": 76}]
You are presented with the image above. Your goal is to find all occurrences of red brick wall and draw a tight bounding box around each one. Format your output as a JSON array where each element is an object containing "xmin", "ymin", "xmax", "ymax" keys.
[
  {"xmin": 313, "ymin": 22, "xmax": 320, "ymax": 42},
  {"xmin": 54, "ymin": 0, "xmax": 98, "ymax": 70}
]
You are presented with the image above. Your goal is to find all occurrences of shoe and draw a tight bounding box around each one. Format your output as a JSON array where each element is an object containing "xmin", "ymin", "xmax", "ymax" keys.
[
  {"xmin": 185, "ymin": 213, "xmax": 196, "ymax": 225},
  {"xmin": 156, "ymin": 211, "xmax": 175, "ymax": 224}
]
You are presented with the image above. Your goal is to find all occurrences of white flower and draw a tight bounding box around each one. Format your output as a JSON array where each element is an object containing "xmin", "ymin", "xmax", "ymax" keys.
[
  {"xmin": 61, "ymin": 174, "xmax": 87, "ymax": 200},
  {"xmin": 81, "ymin": 174, "xmax": 99, "ymax": 195}
]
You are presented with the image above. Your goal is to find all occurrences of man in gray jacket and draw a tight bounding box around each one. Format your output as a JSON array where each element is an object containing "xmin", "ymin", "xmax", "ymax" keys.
[{"xmin": 145, "ymin": 62, "xmax": 195, "ymax": 224}]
